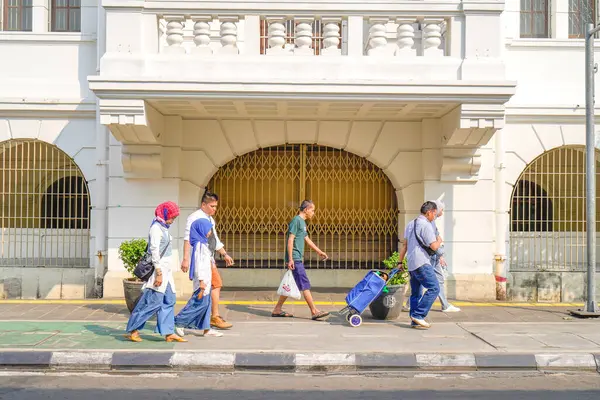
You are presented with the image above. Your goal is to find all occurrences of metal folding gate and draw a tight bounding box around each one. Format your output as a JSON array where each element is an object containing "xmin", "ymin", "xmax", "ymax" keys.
[
  {"xmin": 208, "ymin": 144, "xmax": 398, "ymax": 269},
  {"xmin": 0, "ymin": 139, "xmax": 90, "ymax": 267},
  {"xmin": 509, "ymin": 146, "xmax": 600, "ymax": 272}
]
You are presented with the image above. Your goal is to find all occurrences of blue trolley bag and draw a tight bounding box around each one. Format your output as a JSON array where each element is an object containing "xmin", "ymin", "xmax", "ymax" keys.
[{"xmin": 345, "ymin": 271, "xmax": 387, "ymax": 314}]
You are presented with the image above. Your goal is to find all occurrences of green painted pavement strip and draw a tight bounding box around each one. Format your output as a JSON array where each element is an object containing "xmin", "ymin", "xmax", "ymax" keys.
[{"xmin": 0, "ymin": 321, "xmax": 177, "ymax": 350}]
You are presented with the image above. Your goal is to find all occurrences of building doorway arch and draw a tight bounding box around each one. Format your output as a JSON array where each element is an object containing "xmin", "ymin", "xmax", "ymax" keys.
[
  {"xmin": 509, "ymin": 146, "xmax": 600, "ymax": 272},
  {"xmin": 0, "ymin": 139, "xmax": 91, "ymax": 267},
  {"xmin": 208, "ymin": 144, "xmax": 398, "ymax": 270}
]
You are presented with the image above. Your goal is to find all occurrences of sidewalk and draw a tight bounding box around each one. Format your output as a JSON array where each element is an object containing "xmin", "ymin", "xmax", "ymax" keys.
[{"xmin": 1, "ymin": 291, "xmax": 600, "ymax": 373}]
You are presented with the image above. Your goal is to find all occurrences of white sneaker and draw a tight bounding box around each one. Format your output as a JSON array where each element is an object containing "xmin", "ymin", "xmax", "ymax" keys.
[
  {"xmin": 410, "ymin": 317, "xmax": 431, "ymax": 329},
  {"xmin": 175, "ymin": 327, "xmax": 185, "ymax": 337},
  {"xmin": 442, "ymin": 305, "xmax": 461, "ymax": 313},
  {"xmin": 203, "ymin": 329, "xmax": 223, "ymax": 337}
]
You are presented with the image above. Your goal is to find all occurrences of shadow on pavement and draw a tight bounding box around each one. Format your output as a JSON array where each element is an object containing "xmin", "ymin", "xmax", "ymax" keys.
[
  {"xmin": 83, "ymin": 324, "xmax": 165, "ymax": 342},
  {"xmin": 83, "ymin": 304, "xmax": 130, "ymax": 317}
]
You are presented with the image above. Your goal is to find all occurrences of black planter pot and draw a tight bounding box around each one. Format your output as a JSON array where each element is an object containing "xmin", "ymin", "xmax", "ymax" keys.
[
  {"xmin": 123, "ymin": 278, "xmax": 144, "ymax": 313},
  {"xmin": 369, "ymin": 284, "xmax": 405, "ymax": 320}
]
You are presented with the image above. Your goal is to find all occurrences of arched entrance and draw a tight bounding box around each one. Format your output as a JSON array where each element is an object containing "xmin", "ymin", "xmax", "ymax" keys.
[
  {"xmin": 509, "ymin": 146, "xmax": 600, "ymax": 272},
  {"xmin": 208, "ymin": 144, "xmax": 398, "ymax": 269},
  {"xmin": 0, "ymin": 139, "xmax": 91, "ymax": 267}
]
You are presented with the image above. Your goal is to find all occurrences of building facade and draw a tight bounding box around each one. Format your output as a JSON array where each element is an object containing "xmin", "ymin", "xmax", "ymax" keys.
[{"xmin": 0, "ymin": 0, "xmax": 599, "ymax": 302}]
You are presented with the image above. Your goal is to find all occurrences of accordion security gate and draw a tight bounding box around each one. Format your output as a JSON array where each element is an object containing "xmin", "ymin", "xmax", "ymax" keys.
[{"xmin": 208, "ymin": 144, "xmax": 398, "ymax": 270}]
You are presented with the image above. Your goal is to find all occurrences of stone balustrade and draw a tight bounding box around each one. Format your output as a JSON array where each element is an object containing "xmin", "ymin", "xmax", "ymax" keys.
[{"xmin": 158, "ymin": 15, "xmax": 448, "ymax": 57}]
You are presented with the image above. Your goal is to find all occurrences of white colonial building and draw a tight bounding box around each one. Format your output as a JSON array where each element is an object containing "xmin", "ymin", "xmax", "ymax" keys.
[{"xmin": 0, "ymin": 0, "xmax": 599, "ymax": 302}]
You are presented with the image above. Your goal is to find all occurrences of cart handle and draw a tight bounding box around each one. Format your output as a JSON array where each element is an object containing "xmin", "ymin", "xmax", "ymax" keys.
[{"xmin": 384, "ymin": 267, "xmax": 401, "ymax": 281}]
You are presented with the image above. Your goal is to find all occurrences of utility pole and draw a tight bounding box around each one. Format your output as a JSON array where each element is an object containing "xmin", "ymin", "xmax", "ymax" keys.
[{"xmin": 572, "ymin": 23, "xmax": 600, "ymax": 317}]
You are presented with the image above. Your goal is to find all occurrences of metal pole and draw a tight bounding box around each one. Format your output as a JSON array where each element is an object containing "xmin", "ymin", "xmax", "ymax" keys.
[{"xmin": 585, "ymin": 23, "xmax": 598, "ymax": 313}]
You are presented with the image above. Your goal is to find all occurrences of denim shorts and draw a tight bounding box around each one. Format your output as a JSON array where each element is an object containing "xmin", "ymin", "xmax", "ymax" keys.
[{"xmin": 291, "ymin": 260, "xmax": 311, "ymax": 291}]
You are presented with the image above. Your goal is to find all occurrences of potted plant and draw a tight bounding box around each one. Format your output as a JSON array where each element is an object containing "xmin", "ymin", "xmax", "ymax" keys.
[
  {"xmin": 118, "ymin": 238, "xmax": 148, "ymax": 312},
  {"xmin": 369, "ymin": 251, "xmax": 408, "ymax": 320}
]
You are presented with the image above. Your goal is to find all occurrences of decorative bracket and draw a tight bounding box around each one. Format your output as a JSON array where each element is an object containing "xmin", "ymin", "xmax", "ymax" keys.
[
  {"xmin": 121, "ymin": 144, "xmax": 163, "ymax": 178},
  {"xmin": 439, "ymin": 103, "xmax": 505, "ymax": 182},
  {"xmin": 99, "ymin": 99, "xmax": 165, "ymax": 178},
  {"xmin": 99, "ymin": 99, "xmax": 164, "ymax": 145},
  {"xmin": 440, "ymin": 147, "xmax": 482, "ymax": 182}
]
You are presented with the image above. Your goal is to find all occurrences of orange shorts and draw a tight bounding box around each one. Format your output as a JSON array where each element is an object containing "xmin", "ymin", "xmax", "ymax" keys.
[{"xmin": 211, "ymin": 265, "xmax": 223, "ymax": 289}]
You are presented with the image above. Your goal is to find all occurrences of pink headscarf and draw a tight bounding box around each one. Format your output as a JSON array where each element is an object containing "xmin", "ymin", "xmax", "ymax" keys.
[{"xmin": 155, "ymin": 201, "xmax": 180, "ymax": 225}]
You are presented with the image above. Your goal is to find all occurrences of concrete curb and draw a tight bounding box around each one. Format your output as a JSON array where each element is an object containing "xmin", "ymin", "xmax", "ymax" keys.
[{"xmin": 0, "ymin": 351, "xmax": 599, "ymax": 373}]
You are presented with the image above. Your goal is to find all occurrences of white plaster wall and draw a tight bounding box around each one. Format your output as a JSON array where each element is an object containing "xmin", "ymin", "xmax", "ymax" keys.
[
  {"xmin": 502, "ymin": 0, "xmax": 600, "ymax": 107},
  {"xmin": 0, "ymin": 38, "xmax": 97, "ymax": 100},
  {"xmin": 504, "ymin": 44, "xmax": 600, "ymax": 106},
  {"xmin": 0, "ymin": 0, "xmax": 98, "ymax": 101}
]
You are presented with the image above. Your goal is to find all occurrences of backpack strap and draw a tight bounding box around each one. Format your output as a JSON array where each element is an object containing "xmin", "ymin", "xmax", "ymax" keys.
[
  {"xmin": 413, "ymin": 219, "xmax": 435, "ymax": 256},
  {"xmin": 148, "ymin": 221, "xmax": 171, "ymax": 260}
]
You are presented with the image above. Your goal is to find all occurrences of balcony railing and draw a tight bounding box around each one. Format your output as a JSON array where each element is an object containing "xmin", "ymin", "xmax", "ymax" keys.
[{"xmin": 158, "ymin": 15, "xmax": 448, "ymax": 57}]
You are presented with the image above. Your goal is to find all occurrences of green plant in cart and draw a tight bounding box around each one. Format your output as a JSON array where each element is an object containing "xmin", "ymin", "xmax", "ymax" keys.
[
  {"xmin": 382, "ymin": 251, "xmax": 408, "ymax": 286},
  {"xmin": 118, "ymin": 238, "xmax": 148, "ymax": 280}
]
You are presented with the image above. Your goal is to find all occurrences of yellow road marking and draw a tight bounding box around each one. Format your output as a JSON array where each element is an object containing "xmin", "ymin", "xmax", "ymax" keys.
[{"xmin": 0, "ymin": 299, "xmax": 585, "ymax": 307}]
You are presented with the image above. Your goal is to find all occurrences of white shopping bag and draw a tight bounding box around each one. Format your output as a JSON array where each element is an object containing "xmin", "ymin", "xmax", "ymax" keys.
[{"xmin": 277, "ymin": 270, "xmax": 301, "ymax": 300}]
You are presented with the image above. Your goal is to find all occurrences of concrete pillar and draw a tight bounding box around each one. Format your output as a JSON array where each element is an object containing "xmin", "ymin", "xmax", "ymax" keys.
[
  {"xmin": 347, "ymin": 16, "xmax": 364, "ymax": 57},
  {"xmin": 32, "ymin": 0, "xmax": 49, "ymax": 33},
  {"xmin": 552, "ymin": 0, "xmax": 569, "ymax": 39}
]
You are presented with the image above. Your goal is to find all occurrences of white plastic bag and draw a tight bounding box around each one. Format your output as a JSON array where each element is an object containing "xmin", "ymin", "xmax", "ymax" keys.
[{"xmin": 277, "ymin": 270, "xmax": 301, "ymax": 300}]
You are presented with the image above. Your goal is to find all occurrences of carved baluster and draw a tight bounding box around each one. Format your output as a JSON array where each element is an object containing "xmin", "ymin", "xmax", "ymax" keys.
[
  {"xmin": 367, "ymin": 18, "xmax": 389, "ymax": 56},
  {"xmin": 219, "ymin": 16, "xmax": 239, "ymax": 55},
  {"xmin": 321, "ymin": 18, "xmax": 342, "ymax": 56},
  {"xmin": 191, "ymin": 15, "xmax": 213, "ymax": 56},
  {"xmin": 294, "ymin": 18, "xmax": 314, "ymax": 55},
  {"xmin": 395, "ymin": 18, "xmax": 416, "ymax": 56},
  {"xmin": 266, "ymin": 17, "xmax": 288, "ymax": 55},
  {"xmin": 422, "ymin": 19, "xmax": 444, "ymax": 57},
  {"xmin": 164, "ymin": 15, "xmax": 186, "ymax": 54}
]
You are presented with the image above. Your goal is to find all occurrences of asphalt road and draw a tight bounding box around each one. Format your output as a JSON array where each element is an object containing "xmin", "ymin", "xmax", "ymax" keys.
[{"xmin": 1, "ymin": 372, "xmax": 600, "ymax": 399}]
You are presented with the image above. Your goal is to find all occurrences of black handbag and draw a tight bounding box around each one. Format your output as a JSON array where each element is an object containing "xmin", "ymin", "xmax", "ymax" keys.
[
  {"xmin": 413, "ymin": 219, "xmax": 437, "ymax": 257},
  {"xmin": 133, "ymin": 233, "xmax": 170, "ymax": 282}
]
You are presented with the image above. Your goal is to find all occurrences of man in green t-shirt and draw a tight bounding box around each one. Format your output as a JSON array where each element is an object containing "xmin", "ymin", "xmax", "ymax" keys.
[{"xmin": 271, "ymin": 200, "xmax": 330, "ymax": 320}]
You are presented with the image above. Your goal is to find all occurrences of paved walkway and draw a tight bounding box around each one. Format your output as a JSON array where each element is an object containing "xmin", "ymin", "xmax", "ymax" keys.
[{"xmin": 0, "ymin": 291, "xmax": 598, "ymax": 353}]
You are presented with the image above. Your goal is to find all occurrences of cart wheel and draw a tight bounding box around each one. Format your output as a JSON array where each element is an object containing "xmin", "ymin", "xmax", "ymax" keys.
[
  {"xmin": 345, "ymin": 314, "xmax": 351, "ymax": 322},
  {"xmin": 349, "ymin": 314, "xmax": 362, "ymax": 327}
]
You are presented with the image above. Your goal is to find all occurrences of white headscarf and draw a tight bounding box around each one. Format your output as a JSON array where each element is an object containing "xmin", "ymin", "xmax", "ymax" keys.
[{"xmin": 430, "ymin": 200, "xmax": 445, "ymax": 218}]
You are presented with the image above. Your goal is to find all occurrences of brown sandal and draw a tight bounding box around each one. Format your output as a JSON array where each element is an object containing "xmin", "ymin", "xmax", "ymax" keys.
[
  {"xmin": 166, "ymin": 334, "xmax": 187, "ymax": 342},
  {"xmin": 126, "ymin": 331, "xmax": 142, "ymax": 342}
]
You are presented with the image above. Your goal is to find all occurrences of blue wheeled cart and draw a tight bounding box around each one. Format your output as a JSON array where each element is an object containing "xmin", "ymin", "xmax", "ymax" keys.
[{"xmin": 339, "ymin": 268, "xmax": 400, "ymax": 327}]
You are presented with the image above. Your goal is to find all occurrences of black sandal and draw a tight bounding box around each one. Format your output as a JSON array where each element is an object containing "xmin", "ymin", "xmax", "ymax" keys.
[
  {"xmin": 311, "ymin": 311, "xmax": 330, "ymax": 320},
  {"xmin": 271, "ymin": 311, "xmax": 294, "ymax": 318}
]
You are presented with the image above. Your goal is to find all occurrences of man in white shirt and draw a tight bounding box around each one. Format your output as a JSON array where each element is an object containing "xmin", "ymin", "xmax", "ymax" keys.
[{"xmin": 181, "ymin": 191, "xmax": 235, "ymax": 330}]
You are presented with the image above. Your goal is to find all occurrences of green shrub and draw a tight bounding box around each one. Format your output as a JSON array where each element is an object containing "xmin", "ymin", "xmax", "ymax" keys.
[
  {"xmin": 118, "ymin": 238, "xmax": 148, "ymax": 279},
  {"xmin": 382, "ymin": 251, "xmax": 408, "ymax": 286}
]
